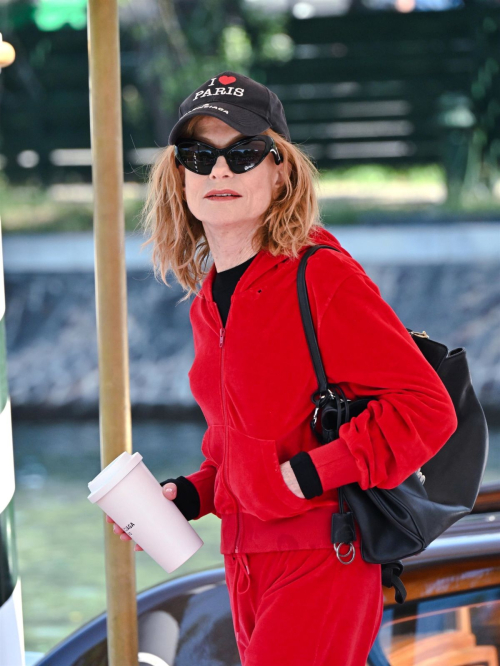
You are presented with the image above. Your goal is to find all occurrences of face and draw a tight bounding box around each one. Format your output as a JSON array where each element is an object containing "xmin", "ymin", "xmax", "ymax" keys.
[{"xmin": 176, "ymin": 116, "xmax": 287, "ymax": 235}]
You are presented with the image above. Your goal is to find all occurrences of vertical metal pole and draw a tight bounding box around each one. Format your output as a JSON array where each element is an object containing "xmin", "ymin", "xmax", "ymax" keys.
[
  {"xmin": 0, "ymin": 33, "xmax": 26, "ymax": 666},
  {"xmin": 87, "ymin": 3, "xmax": 139, "ymax": 665}
]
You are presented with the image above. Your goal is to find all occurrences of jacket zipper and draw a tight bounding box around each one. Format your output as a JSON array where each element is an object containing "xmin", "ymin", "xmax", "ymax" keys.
[{"xmin": 216, "ymin": 303, "xmax": 241, "ymax": 554}]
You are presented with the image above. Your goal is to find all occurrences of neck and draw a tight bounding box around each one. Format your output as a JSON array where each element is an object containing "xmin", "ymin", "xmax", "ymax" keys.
[{"xmin": 204, "ymin": 221, "xmax": 260, "ymax": 272}]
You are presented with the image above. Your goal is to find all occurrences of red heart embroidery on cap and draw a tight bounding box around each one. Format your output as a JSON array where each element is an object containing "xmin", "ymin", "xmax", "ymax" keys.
[{"xmin": 219, "ymin": 75, "xmax": 236, "ymax": 85}]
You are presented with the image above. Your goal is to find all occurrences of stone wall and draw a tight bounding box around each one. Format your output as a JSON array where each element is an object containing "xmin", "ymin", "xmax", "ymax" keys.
[{"xmin": 4, "ymin": 226, "xmax": 499, "ymax": 418}]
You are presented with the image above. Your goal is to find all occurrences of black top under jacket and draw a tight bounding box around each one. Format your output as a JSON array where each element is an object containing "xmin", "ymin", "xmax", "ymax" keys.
[
  {"xmin": 160, "ymin": 251, "xmax": 323, "ymax": 519},
  {"xmin": 212, "ymin": 252, "xmax": 258, "ymax": 327}
]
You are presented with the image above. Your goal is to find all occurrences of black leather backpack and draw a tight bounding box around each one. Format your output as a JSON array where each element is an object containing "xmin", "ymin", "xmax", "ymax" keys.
[{"xmin": 297, "ymin": 244, "xmax": 489, "ymax": 604}]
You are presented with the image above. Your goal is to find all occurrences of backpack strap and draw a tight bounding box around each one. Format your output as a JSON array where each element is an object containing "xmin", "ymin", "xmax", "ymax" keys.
[{"xmin": 381, "ymin": 561, "xmax": 407, "ymax": 604}]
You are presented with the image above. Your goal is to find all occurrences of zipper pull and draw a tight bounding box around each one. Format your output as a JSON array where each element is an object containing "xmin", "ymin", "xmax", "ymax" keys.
[{"xmin": 219, "ymin": 328, "xmax": 225, "ymax": 347}]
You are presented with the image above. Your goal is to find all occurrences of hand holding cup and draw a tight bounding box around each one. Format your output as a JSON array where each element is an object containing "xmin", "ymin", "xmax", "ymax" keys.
[
  {"xmin": 88, "ymin": 452, "xmax": 202, "ymax": 573},
  {"xmin": 105, "ymin": 482, "xmax": 178, "ymax": 551}
]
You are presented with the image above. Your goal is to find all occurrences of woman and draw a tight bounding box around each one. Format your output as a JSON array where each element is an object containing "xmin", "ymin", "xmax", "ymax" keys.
[{"xmin": 108, "ymin": 71, "xmax": 458, "ymax": 666}]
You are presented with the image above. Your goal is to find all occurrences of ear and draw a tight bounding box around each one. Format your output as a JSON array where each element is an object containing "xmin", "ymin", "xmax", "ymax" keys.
[{"xmin": 273, "ymin": 159, "xmax": 291, "ymax": 192}]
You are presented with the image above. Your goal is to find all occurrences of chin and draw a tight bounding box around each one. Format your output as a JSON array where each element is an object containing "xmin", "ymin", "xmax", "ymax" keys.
[{"xmin": 199, "ymin": 205, "xmax": 245, "ymax": 221}]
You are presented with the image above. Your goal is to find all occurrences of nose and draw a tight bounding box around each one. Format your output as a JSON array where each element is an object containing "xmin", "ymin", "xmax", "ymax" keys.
[{"xmin": 209, "ymin": 155, "xmax": 233, "ymax": 178}]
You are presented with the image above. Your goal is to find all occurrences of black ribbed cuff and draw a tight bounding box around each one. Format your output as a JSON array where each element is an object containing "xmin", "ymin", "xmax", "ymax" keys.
[
  {"xmin": 159, "ymin": 475, "xmax": 200, "ymax": 521},
  {"xmin": 289, "ymin": 451, "xmax": 323, "ymax": 499}
]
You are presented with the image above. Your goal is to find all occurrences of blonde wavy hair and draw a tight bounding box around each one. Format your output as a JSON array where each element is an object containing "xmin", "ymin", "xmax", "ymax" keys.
[{"xmin": 138, "ymin": 114, "xmax": 324, "ymax": 303}]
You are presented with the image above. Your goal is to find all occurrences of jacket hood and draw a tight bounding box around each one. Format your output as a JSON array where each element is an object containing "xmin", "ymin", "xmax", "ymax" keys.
[{"xmin": 198, "ymin": 225, "xmax": 354, "ymax": 302}]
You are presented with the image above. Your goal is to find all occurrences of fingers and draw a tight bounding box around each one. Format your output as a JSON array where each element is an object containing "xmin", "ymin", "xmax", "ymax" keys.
[
  {"xmin": 120, "ymin": 532, "xmax": 143, "ymax": 551},
  {"xmin": 162, "ymin": 482, "xmax": 178, "ymax": 499},
  {"xmin": 106, "ymin": 514, "xmax": 125, "ymax": 535},
  {"xmin": 107, "ymin": 516, "xmax": 143, "ymax": 550}
]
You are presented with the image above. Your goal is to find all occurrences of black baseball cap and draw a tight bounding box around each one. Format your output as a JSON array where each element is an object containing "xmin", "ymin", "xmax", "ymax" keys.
[{"xmin": 168, "ymin": 70, "xmax": 291, "ymax": 145}]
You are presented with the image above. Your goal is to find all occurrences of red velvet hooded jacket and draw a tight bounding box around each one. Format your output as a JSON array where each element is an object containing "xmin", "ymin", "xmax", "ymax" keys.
[{"xmin": 164, "ymin": 225, "xmax": 458, "ymax": 554}]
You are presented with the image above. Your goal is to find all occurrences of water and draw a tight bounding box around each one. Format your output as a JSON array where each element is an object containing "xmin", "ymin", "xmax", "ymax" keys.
[
  {"xmin": 12, "ymin": 418, "xmax": 224, "ymax": 655},
  {"xmin": 11, "ymin": 417, "xmax": 500, "ymax": 655}
]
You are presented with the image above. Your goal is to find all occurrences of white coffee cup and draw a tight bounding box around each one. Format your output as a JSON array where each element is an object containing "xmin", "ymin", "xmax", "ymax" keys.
[{"xmin": 88, "ymin": 451, "xmax": 203, "ymax": 573}]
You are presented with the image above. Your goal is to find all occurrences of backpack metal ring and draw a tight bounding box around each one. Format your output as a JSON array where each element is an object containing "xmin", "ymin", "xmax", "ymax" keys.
[{"xmin": 333, "ymin": 541, "xmax": 355, "ymax": 564}]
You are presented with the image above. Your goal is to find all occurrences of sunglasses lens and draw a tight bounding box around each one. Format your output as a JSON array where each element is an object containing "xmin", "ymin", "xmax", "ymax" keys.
[
  {"xmin": 176, "ymin": 142, "xmax": 215, "ymax": 175},
  {"xmin": 176, "ymin": 137, "xmax": 270, "ymax": 174},
  {"xmin": 227, "ymin": 139, "xmax": 268, "ymax": 173}
]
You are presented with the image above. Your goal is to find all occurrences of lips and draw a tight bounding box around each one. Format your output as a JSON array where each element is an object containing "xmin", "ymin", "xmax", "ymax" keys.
[{"xmin": 205, "ymin": 189, "xmax": 242, "ymax": 199}]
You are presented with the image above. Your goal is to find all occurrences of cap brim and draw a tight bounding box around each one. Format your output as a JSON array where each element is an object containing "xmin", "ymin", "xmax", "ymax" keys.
[{"xmin": 168, "ymin": 102, "xmax": 270, "ymax": 145}]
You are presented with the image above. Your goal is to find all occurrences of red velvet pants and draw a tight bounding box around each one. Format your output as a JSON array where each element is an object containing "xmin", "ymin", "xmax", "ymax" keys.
[{"xmin": 224, "ymin": 547, "xmax": 384, "ymax": 666}]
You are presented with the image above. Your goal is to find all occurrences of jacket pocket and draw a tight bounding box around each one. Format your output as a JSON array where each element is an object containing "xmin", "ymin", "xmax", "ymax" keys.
[
  {"xmin": 201, "ymin": 424, "xmax": 235, "ymax": 516},
  {"xmin": 226, "ymin": 425, "xmax": 311, "ymax": 521}
]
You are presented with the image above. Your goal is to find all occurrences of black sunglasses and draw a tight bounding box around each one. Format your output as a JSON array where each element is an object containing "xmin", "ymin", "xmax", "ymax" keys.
[{"xmin": 174, "ymin": 135, "xmax": 282, "ymax": 175}]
